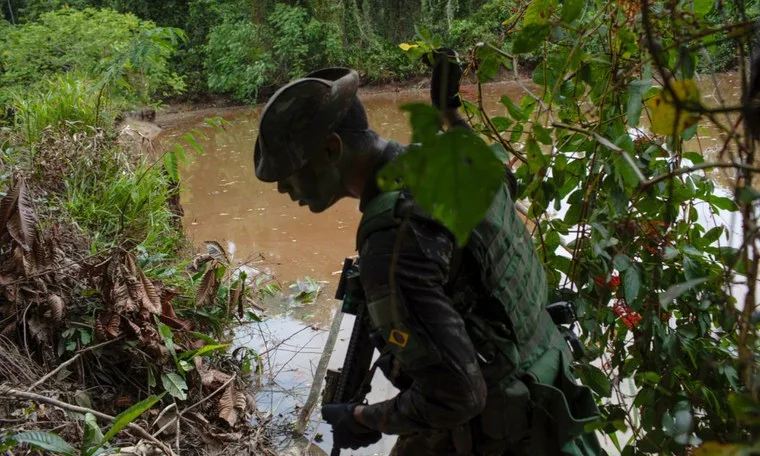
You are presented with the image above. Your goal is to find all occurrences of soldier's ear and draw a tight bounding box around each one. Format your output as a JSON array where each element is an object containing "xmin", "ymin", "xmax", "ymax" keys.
[{"xmin": 325, "ymin": 132, "xmax": 343, "ymax": 163}]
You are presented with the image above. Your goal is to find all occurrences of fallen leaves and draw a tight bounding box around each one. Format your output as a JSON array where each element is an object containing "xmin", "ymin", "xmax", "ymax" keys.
[{"xmin": 218, "ymin": 382, "xmax": 247, "ymax": 427}]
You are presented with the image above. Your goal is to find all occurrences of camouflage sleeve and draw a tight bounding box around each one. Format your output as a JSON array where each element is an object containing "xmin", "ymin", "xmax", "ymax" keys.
[{"xmin": 357, "ymin": 218, "xmax": 487, "ymax": 435}]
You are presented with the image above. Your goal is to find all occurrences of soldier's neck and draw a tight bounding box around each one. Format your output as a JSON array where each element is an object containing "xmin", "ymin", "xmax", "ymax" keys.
[{"xmin": 344, "ymin": 136, "xmax": 390, "ymax": 200}]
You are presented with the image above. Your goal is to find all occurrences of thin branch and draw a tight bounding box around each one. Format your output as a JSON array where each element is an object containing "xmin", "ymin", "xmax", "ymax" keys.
[
  {"xmin": 2, "ymin": 388, "xmax": 177, "ymax": 456},
  {"xmin": 150, "ymin": 374, "xmax": 237, "ymax": 439},
  {"xmin": 642, "ymin": 162, "xmax": 760, "ymax": 188},
  {"xmin": 27, "ymin": 353, "xmax": 81, "ymax": 391},
  {"xmin": 75, "ymin": 335, "xmax": 126, "ymax": 354},
  {"xmin": 294, "ymin": 305, "xmax": 343, "ymax": 435},
  {"xmin": 552, "ymin": 122, "xmax": 647, "ymax": 183}
]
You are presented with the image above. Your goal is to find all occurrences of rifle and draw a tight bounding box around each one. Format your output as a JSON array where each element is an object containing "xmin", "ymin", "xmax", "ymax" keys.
[{"xmin": 322, "ymin": 257, "xmax": 377, "ymax": 456}]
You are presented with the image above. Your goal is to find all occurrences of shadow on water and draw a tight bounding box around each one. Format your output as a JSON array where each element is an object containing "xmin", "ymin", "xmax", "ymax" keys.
[{"xmin": 162, "ymin": 74, "xmax": 746, "ymax": 455}]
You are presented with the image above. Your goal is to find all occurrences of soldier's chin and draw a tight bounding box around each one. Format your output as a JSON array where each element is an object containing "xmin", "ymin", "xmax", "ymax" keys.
[{"xmin": 307, "ymin": 196, "xmax": 338, "ymax": 213}]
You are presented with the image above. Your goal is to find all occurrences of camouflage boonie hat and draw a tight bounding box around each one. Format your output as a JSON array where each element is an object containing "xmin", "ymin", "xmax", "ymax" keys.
[{"xmin": 254, "ymin": 68, "xmax": 360, "ymax": 182}]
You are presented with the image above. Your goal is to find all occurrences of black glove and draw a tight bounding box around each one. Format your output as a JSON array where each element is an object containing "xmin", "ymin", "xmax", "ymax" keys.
[
  {"xmin": 428, "ymin": 47, "xmax": 463, "ymax": 109},
  {"xmin": 321, "ymin": 403, "xmax": 382, "ymax": 450}
]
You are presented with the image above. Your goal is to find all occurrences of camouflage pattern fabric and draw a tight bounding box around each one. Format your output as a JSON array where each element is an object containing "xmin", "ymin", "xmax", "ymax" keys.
[
  {"xmin": 353, "ymin": 143, "xmax": 602, "ymax": 455},
  {"xmin": 253, "ymin": 68, "xmax": 359, "ymax": 182}
]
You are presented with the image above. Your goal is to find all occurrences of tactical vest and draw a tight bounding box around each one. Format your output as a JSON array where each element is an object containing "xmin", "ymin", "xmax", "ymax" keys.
[
  {"xmin": 356, "ymin": 183, "xmax": 602, "ymax": 455},
  {"xmin": 357, "ymin": 183, "xmax": 560, "ymax": 370}
]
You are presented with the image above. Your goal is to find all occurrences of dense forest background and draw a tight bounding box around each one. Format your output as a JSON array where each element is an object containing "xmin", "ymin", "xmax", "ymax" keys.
[{"xmin": 0, "ymin": 0, "xmax": 750, "ymax": 104}]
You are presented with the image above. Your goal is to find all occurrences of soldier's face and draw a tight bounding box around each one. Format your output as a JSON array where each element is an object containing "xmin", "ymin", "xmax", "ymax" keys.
[{"xmin": 276, "ymin": 142, "xmax": 344, "ymax": 213}]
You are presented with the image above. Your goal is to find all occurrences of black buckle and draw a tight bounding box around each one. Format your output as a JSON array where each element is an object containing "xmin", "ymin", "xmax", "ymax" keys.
[{"xmin": 546, "ymin": 301, "xmax": 575, "ymax": 325}]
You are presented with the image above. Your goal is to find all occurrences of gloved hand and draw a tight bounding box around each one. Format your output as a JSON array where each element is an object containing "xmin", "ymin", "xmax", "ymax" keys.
[
  {"xmin": 322, "ymin": 403, "xmax": 382, "ymax": 450},
  {"xmin": 427, "ymin": 47, "xmax": 463, "ymax": 109}
]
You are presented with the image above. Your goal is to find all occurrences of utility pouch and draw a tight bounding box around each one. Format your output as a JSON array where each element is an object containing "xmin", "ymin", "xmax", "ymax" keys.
[
  {"xmin": 479, "ymin": 377, "xmax": 531, "ymax": 444},
  {"xmin": 523, "ymin": 349, "xmax": 600, "ymax": 448}
]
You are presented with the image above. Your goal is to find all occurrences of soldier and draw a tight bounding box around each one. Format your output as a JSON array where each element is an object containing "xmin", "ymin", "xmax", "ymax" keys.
[{"xmin": 253, "ymin": 56, "xmax": 603, "ymax": 455}]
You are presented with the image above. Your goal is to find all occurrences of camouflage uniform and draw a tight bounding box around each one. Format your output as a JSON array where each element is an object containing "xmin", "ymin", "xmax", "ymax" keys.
[{"xmin": 355, "ymin": 142, "xmax": 603, "ymax": 456}]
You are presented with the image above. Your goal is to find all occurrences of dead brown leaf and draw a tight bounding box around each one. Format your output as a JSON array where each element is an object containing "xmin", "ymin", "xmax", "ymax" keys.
[
  {"xmin": 0, "ymin": 176, "xmax": 22, "ymax": 232},
  {"xmin": 138, "ymin": 269, "xmax": 161, "ymax": 314},
  {"xmin": 47, "ymin": 294, "xmax": 66, "ymax": 324},
  {"xmin": 159, "ymin": 298, "xmax": 192, "ymax": 330},
  {"xmin": 218, "ymin": 382, "xmax": 246, "ymax": 427},
  {"xmin": 6, "ymin": 178, "xmax": 39, "ymax": 251},
  {"xmin": 105, "ymin": 313, "xmax": 122, "ymax": 339},
  {"xmin": 27, "ymin": 317, "xmax": 51, "ymax": 343},
  {"xmin": 229, "ymin": 280, "xmax": 242, "ymax": 318},
  {"xmin": 111, "ymin": 282, "xmax": 137, "ymax": 314},
  {"xmin": 209, "ymin": 432, "xmax": 243, "ymax": 442},
  {"xmin": 204, "ymin": 241, "xmax": 230, "ymax": 264},
  {"xmin": 1, "ymin": 320, "xmax": 17, "ymax": 336},
  {"xmin": 196, "ymin": 267, "xmax": 220, "ymax": 308}
]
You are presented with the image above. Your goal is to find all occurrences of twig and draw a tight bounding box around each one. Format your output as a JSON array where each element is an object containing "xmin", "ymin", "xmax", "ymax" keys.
[
  {"xmin": 2, "ymin": 388, "xmax": 177, "ymax": 456},
  {"xmin": 181, "ymin": 374, "xmax": 235, "ymax": 416},
  {"xmin": 150, "ymin": 374, "xmax": 237, "ymax": 439},
  {"xmin": 641, "ymin": 162, "xmax": 760, "ymax": 188},
  {"xmin": 27, "ymin": 353, "xmax": 81, "ymax": 391},
  {"xmin": 294, "ymin": 306, "xmax": 344, "ymax": 435},
  {"xmin": 150, "ymin": 402, "xmax": 177, "ymax": 431},
  {"xmin": 174, "ymin": 409, "xmax": 181, "ymax": 456},
  {"xmin": 75, "ymin": 335, "xmax": 126, "ymax": 354}
]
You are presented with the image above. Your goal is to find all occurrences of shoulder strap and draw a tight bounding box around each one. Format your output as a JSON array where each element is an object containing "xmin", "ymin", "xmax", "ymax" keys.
[
  {"xmin": 357, "ymin": 191, "xmax": 464, "ymax": 286},
  {"xmin": 356, "ymin": 191, "xmax": 402, "ymax": 251}
]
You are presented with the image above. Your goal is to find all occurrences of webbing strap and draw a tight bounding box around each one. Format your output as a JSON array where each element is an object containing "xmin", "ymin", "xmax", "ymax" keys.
[
  {"xmin": 518, "ymin": 310, "xmax": 560, "ymax": 361},
  {"xmin": 356, "ymin": 191, "xmax": 402, "ymax": 251}
]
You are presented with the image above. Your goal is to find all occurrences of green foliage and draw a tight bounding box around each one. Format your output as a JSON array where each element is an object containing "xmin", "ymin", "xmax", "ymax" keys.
[
  {"xmin": 449, "ymin": 0, "xmax": 515, "ymax": 49},
  {"xmin": 81, "ymin": 413, "xmax": 104, "ymax": 456},
  {"xmin": 2, "ymin": 431, "xmax": 76, "ymax": 455},
  {"xmin": 99, "ymin": 394, "xmax": 165, "ymax": 448},
  {"xmin": 379, "ymin": 103, "xmax": 504, "ymax": 244},
  {"xmin": 268, "ymin": 3, "xmax": 344, "ymax": 79},
  {"xmin": 7, "ymin": 73, "xmax": 116, "ymax": 144},
  {"xmin": 0, "ymin": 8, "xmax": 185, "ymax": 103},
  {"xmin": 398, "ymin": 0, "xmax": 760, "ymax": 452},
  {"xmin": 161, "ymin": 372, "xmax": 188, "ymax": 400},
  {"xmin": 63, "ymin": 145, "xmax": 182, "ymax": 254},
  {"xmin": 204, "ymin": 3, "xmax": 344, "ymax": 101},
  {"xmin": 205, "ymin": 20, "xmax": 273, "ymax": 102}
]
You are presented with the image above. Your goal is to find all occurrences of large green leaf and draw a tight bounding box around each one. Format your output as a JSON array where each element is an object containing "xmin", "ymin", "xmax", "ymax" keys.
[
  {"xmin": 161, "ymin": 372, "xmax": 188, "ymax": 400},
  {"xmin": 524, "ymin": 0, "xmax": 551, "ymax": 27},
  {"xmin": 178, "ymin": 343, "xmax": 231, "ymax": 361},
  {"xmin": 476, "ymin": 45, "xmax": 510, "ymax": 83},
  {"xmin": 623, "ymin": 267, "xmax": 641, "ymax": 303},
  {"xmin": 645, "ymin": 80, "xmax": 701, "ymax": 136},
  {"xmin": 526, "ymin": 139, "xmax": 548, "ymax": 173},
  {"xmin": 627, "ymin": 78, "xmax": 652, "ymax": 127},
  {"xmin": 694, "ymin": 0, "xmax": 714, "ymax": 17},
  {"xmin": 501, "ymin": 95, "xmax": 528, "ymax": 121},
  {"xmin": 578, "ymin": 364, "xmax": 612, "ymax": 397},
  {"xmin": 100, "ymin": 394, "xmax": 165, "ymax": 447},
  {"xmin": 378, "ymin": 120, "xmax": 503, "ymax": 245},
  {"xmin": 512, "ymin": 24, "xmax": 551, "ymax": 54},
  {"xmin": 82, "ymin": 413, "xmax": 104, "ymax": 456},
  {"xmin": 9, "ymin": 431, "xmax": 75, "ymax": 455},
  {"xmin": 658, "ymin": 277, "xmax": 708, "ymax": 310},
  {"xmin": 162, "ymin": 150, "xmax": 179, "ymax": 182},
  {"xmin": 560, "ymin": 0, "xmax": 584, "ymax": 23},
  {"xmin": 401, "ymin": 103, "xmax": 440, "ymax": 143},
  {"xmin": 156, "ymin": 320, "xmax": 177, "ymax": 360}
]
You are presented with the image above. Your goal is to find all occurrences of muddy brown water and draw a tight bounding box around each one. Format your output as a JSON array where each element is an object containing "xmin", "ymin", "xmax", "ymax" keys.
[{"xmin": 161, "ymin": 74, "xmax": 744, "ymax": 455}]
